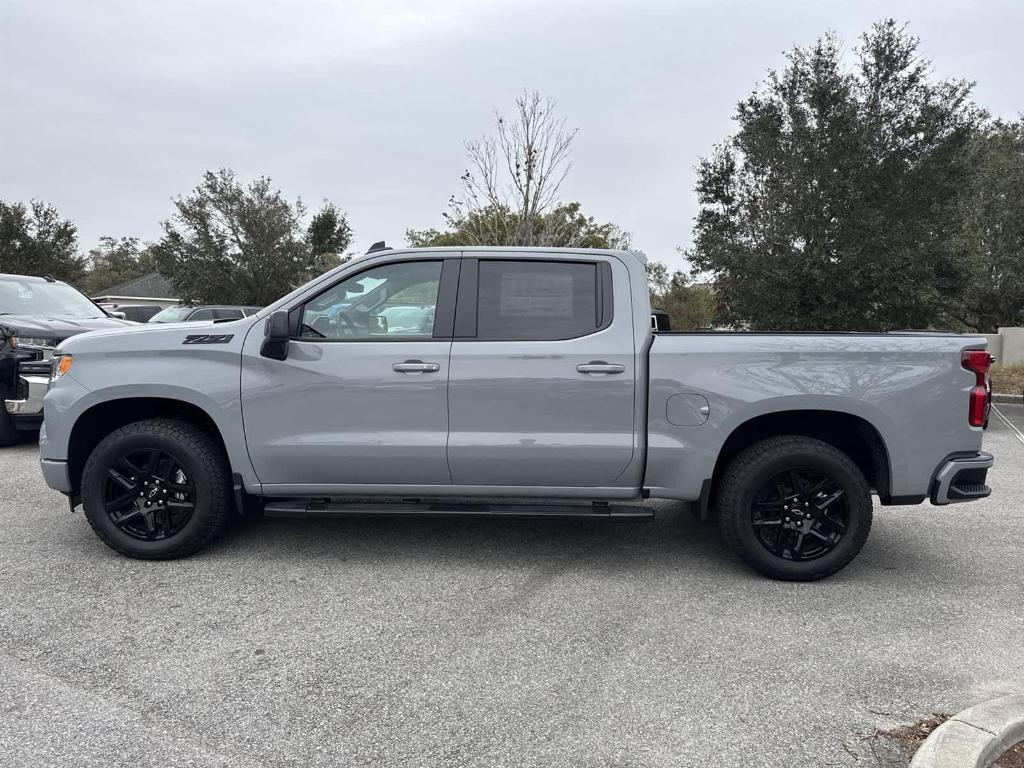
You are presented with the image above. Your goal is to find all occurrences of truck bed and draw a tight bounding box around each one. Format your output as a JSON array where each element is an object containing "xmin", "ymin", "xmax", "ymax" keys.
[{"xmin": 644, "ymin": 331, "xmax": 987, "ymax": 501}]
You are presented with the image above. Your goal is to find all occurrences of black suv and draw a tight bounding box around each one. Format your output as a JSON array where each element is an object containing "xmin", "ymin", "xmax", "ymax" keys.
[{"xmin": 0, "ymin": 274, "xmax": 135, "ymax": 445}]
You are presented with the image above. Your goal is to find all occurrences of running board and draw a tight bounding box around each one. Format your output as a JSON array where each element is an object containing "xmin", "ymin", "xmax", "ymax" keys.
[{"xmin": 261, "ymin": 498, "xmax": 653, "ymax": 519}]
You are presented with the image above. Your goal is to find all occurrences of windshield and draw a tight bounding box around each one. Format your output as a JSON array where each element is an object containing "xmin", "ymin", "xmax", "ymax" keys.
[
  {"xmin": 148, "ymin": 306, "xmax": 195, "ymax": 323},
  {"xmin": 0, "ymin": 278, "xmax": 107, "ymax": 319}
]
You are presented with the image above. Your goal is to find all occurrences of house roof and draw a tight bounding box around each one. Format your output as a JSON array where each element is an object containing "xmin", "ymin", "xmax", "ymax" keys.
[{"xmin": 95, "ymin": 272, "xmax": 177, "ymax": 299}]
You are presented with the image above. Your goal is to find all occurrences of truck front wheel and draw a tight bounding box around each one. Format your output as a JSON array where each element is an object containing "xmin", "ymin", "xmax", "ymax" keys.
[
  {"xmin": 80, "ymin": 418, "xmax": 232, "ymax": 559},
  {"xmin": 716, "ymin": 436, "xmax": 873, "ymax": 581}
]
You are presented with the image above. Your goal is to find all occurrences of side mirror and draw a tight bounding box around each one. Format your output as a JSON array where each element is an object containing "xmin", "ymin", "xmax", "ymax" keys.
[
  {"xmin": 370, "ymin": 314, "xmax": 388, "ymax": 335},
  {"xmin": 260, "ymin": 310, "xmax": 290, "ymax": 360}
]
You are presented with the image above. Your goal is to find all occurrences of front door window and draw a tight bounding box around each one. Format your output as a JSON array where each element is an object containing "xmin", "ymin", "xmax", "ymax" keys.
[{"xmin": 298, "ymin": 261, "xmax": 442, "ymax": 341}]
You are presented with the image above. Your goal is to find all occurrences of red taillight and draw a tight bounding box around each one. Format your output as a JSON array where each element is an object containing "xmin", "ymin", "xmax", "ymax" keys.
[
  {"xmin": 962, "ymin": 350, "xmax": 991, "ymax": 427},
  {"xmin": 962, "ymin": 350, "xmax": 991, "ymax": 375}
]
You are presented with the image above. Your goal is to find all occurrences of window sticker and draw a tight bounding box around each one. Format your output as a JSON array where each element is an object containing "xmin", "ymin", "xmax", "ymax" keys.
[{"xmin": 499, "ymin": 273, "xmax": 573, "ymax": 318}]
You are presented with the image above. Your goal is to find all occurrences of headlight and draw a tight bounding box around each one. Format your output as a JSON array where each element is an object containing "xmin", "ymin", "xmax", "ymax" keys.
[
  {"xmin": 51, "ymin": 354, "xmax": 73, "ymax": 381},
  {"xmin": 11, "ymin": 336, "xmax": 59, "ymax": 350}
]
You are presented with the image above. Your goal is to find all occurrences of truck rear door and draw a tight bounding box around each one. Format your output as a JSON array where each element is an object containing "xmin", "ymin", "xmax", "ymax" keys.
[{"xmin": 446, "ymin": 253, "xmax": 639, "ymax": 489}]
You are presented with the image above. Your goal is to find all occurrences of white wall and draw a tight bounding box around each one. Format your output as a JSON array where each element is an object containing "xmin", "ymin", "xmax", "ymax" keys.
[
  {"xmin": 984, "ymin": 333, "xmax": 1003, "ymax": 362},
  {"xmin": 1000, "ymin": 327, "xmax": 1024, "ymax": 365}
]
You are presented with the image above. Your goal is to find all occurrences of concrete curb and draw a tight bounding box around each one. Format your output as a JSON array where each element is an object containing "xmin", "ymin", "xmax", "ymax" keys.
[
  {"xmin": 993, "ymin": 393, "xmax": 1023, "ymax": 405},
  {"xmin": 910, "ymin": 694, "xmax": 1024, "ymax": 768}
]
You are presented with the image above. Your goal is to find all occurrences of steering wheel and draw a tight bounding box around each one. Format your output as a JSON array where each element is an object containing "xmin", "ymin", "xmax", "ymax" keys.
[
  {"xmin": 300, "ymin": 322, "xmax": 326, "ymax": 339},
  {"xmin": 308, "ymin": 315, "xmax": 334, "ymax": 338},
  {"xmin": 334, "ymin": 311, "xmax": 359, "ymax": 338}
]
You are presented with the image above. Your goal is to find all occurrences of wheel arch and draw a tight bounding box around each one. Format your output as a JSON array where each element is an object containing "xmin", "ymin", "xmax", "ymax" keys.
[
  {"xmin": 67, "ymin": 397, "xmax": 230, "ymax": 496},
  {"xmin": 709, "ymin": 409, "xmax": 895, "ymax": 505}
]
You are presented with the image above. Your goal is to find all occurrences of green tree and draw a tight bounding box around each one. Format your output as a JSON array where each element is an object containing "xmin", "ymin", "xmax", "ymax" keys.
[
  {"xmin": 306, "ymin": 201, "xmax": 352, "ymax": 258},
  {"xmin": 303, "ymin": 201, "xmax": 353, "ymax": 283},
  {"xmin": 0, "ymin": 199, "xmax": 84, "ymax": 282},
  {"xmin": 408, "ymin": 90, "xmax": 631, "ymax": 249},
  {"xmin": 80, "ymin": 236, "xmax": 156, "ymax": 295},
  {"xmin": 407, "ymin": 201, "xmax": 630, "ymax": 249},
  {"xmin": 645, "ymin": 261, "xmax": 715, "ymax": 330},
  {"xmin": 152, "ymin": 169, "xmax": 350, "ymax": 306},
  {"xmin": 952, "ymin": 119, "xmax": 1024, "ymax": 332},
  {"xmin": 688, "ymin": 20, "xmax": 980, "ymax": 331}
]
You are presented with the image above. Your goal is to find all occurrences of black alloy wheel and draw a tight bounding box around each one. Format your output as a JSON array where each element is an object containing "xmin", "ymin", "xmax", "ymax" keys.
[
  {"xmin": 81, "ymin": 418, "xmax": 232, "ymax": 559},
  {"xmin": 103, "ymin": 448, "xmax": 196, "ymax": 541},
  {"xmin": 716, "ymin": 436, "xmax": 873, "ymax": 581},
  {"xmin": 750, "ymin": 468, "xmax": 848, "ymax": 561}
]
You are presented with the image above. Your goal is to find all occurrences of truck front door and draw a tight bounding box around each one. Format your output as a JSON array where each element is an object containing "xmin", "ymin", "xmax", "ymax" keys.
[
  {"xmin": 240, "ymin": 257, "xmax": 459, "ymax": 491},
  {"xmin": 446, "ymin": 254, "xmax": 639, "ymax": 490}
]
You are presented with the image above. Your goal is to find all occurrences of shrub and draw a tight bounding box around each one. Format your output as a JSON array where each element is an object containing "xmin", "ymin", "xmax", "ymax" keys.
[{"xmin": 991, "ymin": 364, "xmax": 1024, "ymax": 395}]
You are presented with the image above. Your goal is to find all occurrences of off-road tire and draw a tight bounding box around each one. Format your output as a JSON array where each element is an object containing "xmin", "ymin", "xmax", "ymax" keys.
[
  {"xmin": 81, "ymin": 418, "xmax": 232, "ymax": 559},
  {"xmin": 717, "ymin": 436, "xmax": 873, "ymax": 581}
]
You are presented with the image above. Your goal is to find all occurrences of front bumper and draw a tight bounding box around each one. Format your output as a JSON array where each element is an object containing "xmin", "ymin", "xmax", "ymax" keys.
[
  {"xmin": 40, "ymin": 457, "xmax": 73, "ymax": 493},
  {"xmin": 4, "ymin": 374, "xmax": 48, "ymax": 426},
  {"xmin": 930, "ymin": 451, "xmax": 994, "ymax": 505}
]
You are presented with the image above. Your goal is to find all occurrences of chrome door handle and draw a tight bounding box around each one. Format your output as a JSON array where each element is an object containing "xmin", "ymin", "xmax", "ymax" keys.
[
  {"xmin": 576, "ymin": 361, "xmax": 625, "ymax": 374},
  {"xmin": 392, "ymin": 360, "xmax": 441, "ymax": 373}
]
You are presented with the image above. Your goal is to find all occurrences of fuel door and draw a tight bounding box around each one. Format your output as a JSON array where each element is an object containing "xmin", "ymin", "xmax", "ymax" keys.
[{"xmin": 666, "ymin": 393, "xmax": 711, "ymax": 427}]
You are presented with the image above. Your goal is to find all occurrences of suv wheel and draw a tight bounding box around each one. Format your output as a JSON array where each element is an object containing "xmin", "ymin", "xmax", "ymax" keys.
[
  {"xmin": 81, "ymin": 418, "xmax": 232, "ymax": 559},
  {"xmin": 716, "ymin": 436, "xmax": 872, "ymax": 581}
]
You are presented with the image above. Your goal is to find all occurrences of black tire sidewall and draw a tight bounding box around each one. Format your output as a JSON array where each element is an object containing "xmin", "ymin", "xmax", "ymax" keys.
[
  {"xmin": 725, "ymin": 444, "xmax": 872, "ymax": 580},
  {"xmin": 82, "ymin": 426, "xmax": 224, "ymax": 557}
]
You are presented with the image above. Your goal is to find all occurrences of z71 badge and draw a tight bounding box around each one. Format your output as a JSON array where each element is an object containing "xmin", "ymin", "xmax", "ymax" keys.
[{"xmin": 182, "ymin": 334, "xmax": 234, "ymax": 344}]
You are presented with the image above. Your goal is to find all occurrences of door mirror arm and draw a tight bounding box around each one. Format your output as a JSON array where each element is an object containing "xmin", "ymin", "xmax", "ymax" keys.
[{"xmin": 261, "ymin": 310, "xmax": 291, "ymax": 360}]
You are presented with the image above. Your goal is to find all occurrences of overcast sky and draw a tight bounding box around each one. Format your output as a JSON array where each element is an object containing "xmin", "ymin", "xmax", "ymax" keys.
[{"xmin": 2, "ymin": 0, "xmax": 1022, "ymax": 271}]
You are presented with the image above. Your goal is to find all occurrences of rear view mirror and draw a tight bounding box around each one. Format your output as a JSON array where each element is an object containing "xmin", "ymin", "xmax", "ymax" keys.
[{"xmin": 260, "ymin": 310, "xmax": 290, "ymax": 360}]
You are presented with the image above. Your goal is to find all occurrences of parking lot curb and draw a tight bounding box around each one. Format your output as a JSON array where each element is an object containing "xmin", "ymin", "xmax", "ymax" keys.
[
  {"xmin": 909, "ymin": 694, "xmax": 1024, "ymax": 768},
  {"xmin": 992, "ymin": 393, "xmax": 1023, "ymax": 405}
]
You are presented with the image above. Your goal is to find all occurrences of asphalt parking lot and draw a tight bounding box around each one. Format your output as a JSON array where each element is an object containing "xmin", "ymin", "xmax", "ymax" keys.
[{"xmin": 1, "ymin": 408, "xmax": 1022, "ymax": 768}]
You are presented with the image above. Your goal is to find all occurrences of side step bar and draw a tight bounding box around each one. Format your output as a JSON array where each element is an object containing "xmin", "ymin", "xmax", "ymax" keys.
[{"xmin": 262, "ymin": 499, "xmax": 654, "ymax": 519}]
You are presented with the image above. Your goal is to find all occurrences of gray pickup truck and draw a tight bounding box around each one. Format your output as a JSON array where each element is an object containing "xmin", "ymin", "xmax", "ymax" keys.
[{"xmin": 38, "ymin": 246, "xmax": 994, "ymax": 580}]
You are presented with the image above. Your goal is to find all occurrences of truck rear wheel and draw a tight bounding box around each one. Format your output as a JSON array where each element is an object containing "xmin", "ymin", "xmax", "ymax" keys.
[
  {"xmin": 716, "ymin": 436, "xmax": 872, "ymax": 581},
  {"xmin": 80, "ymin": 418, "xmax": 232, "ymax": 560}
]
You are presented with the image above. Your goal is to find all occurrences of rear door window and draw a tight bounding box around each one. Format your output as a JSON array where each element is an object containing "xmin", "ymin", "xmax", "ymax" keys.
[{"xmin": 475, "ymin": 260, "xmax": 599, "ymax": 341}]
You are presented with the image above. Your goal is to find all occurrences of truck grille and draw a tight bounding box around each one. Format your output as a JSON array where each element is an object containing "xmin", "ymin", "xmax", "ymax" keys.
[{"xmin": 18, "ymin": 360, "xmax": 51, "ymax": 377}]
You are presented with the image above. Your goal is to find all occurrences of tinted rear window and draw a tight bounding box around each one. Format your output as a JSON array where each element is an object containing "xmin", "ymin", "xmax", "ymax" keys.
[
  {"xmin": 476, "ymin": 260, "xmax": 598, "ymax": 341},
  {"xmin": 148, "ymin": 305, "xmax": 194, "ymax": 322}
]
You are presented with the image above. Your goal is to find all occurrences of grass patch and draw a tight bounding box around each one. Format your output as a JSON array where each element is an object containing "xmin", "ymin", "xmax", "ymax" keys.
[{"xmin": 992, "ymin": 364, "xmax": 1024, "ymax": 395}]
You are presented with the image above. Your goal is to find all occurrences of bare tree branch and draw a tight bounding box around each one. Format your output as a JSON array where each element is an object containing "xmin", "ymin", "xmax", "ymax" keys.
[{"xmin": 449, "ymin": 90, "xmax": 579, "ymax": 246}]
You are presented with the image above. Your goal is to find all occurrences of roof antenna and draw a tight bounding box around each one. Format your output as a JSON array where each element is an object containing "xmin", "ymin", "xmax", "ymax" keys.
[
  {"xmin": 42, "ymin": 274, "xmax": 57, "ymax": 282},
  {"xmin": 366, "ymin": 241, "xmax": 389, "ymax": 254}
]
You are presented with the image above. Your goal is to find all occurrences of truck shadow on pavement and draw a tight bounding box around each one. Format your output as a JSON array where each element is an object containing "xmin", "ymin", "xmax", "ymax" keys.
[
  {"xmin": 218, "ymin": 503, "xmax": 732, "ymax": 573},
  {"xmin": 195, "ymin": 503, "xmax": 940, "ymax": 585}
]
